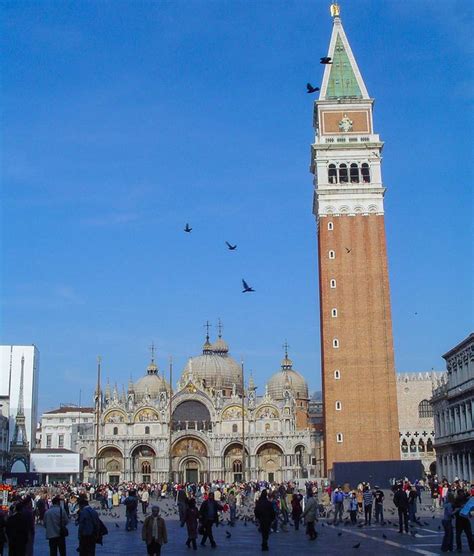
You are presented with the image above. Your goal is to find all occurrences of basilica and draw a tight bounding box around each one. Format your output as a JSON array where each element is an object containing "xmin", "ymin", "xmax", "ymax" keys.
[{"xmin": 77, "ymin": 333, "xmax": 317, "ymax": 484}]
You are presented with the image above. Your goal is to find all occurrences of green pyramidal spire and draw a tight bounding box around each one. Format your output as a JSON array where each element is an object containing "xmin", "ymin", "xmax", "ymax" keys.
[{"xmin": 326, "ymin": 36, "xmax": 362, "ymax": 99}]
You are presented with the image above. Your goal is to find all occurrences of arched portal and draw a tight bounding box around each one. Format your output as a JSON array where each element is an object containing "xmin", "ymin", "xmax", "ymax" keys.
[
  {"xmin": 223, "ymin": 443, "xmax": 249, "ymax": 483},
  {"xmin": 256, "ymin": 443, "xmax": 284, "ymax": 483},
  {"xmin": 98, "ymin": 446, "xmax": 123, "ymax": 484},
  {"xmin": 131, "ymin": 445, "xmax": 156, "ymax": 483},
  {"xmin": 172, "ymin": 437, "xmax": 208, "ymax": 483}
]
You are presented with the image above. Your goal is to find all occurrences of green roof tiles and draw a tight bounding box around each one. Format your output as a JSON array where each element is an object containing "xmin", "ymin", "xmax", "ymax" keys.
[{"xmin": 326, "ymin": 35, "xmax": 362, "ymax": 99}]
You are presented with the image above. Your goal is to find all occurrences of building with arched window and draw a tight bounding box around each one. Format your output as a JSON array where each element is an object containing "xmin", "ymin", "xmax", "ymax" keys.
[
  {"xmin": 74, "ymin": 333, "xmax": 317, "ymax": 484},
  {"xmin": 396, "ymin": 372, "xmax": 443, "ymax": 475}
]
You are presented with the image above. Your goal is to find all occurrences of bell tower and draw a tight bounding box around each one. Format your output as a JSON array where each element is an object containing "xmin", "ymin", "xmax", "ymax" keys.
[{"xmin": 311, "ymin": 5, "xmax": 399, "ymax": 475}]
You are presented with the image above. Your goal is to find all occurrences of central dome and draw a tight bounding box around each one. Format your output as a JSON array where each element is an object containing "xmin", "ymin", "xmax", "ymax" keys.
[
  {"xmin": 267, "ymin": 355, "xmax": 308, "ymax": 401},
  {"xmin": 180, "ymin": 336, "xmax": 242, "ymax": 393},
  {"xmin": 134, "ymin": 359, "xmax": 168, "ymax": 401}
]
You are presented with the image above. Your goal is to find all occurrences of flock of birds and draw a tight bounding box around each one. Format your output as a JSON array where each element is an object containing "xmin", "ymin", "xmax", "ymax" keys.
[
  {"xmin": 183, "ymin": 223, "xmax": 255, "ymax": 293},
  {"xmin": 183, "ymin": 56, "xmax": 335, "ymax": 296}
]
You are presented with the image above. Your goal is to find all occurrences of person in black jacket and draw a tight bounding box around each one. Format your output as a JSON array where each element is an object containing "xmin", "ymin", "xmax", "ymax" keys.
[
  {"xmin": 255, "ymin": 490, "xmax": 276, "ymax": 552},
  {"xmin": 6, "ymin": 502, "xmax": 28, "ymax": 556},
  {"xmin": 393, "ymin": 483, "xmax": 409, "ymax": 534},
  {"xmin": 199, "ymin": 493, "xmax": 223, "ymax": 548}
]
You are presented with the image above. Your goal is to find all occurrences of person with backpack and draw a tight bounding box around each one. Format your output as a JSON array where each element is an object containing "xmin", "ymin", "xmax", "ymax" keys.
[
  {"xmin": 44, "ymin": 496, "xmax": 69, "ymax": 556},
  {"xmin": 77, "ymin": 496, "xmax": 101, "ymax": 556},
  {"xmin": 124, "ymin": 489, "xmax": 139, "ymax": 531}
]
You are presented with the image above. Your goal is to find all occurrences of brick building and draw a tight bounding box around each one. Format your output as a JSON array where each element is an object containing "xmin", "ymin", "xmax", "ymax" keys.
[{"xmin": 310, "ymin": 5, "xmax": 400, "ymax": 475}]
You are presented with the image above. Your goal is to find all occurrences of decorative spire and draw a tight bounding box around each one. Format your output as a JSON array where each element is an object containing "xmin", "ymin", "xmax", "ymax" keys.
[
  {"xmin": 105, "ymin": 378, "xmax": 111, "ymax": 399},
  {"xmin": 202, "ymin": 320, "xmax": 213, "ymax": 353},
  {"xmin": 248, "ymin": 372, "xmax": 255, "ymax": 390},
  {"xmin": 11, "ymin": 355, "xmax": 28, "ymax": 447},
  {"xmin": 330, "ymin": 2, "xmax": 340, "ymax": 18},
  {"xmin": 147, "ymin": 343, "xmax": 159, "ymax": 375},
  {"xmin": 281, "ymin": 340, "xmax": 293, "ymax": 370},
  {"xmin": 217, "ymin": 318, "xmax": 223, "ymax": 338},
  {"xmin": 17, "ymin": 356, "xmax": 25, "ymax": 416},
  {"xmin": 149, "ymin": 341, "xmax": 156, "ymax": 364},
  {"xmin": 128, "ymin": 374, "xmax": 134, "ymax": 393}
]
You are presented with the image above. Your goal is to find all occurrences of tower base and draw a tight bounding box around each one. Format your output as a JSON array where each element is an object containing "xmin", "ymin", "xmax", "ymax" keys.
[{"xmin": 330, "ymin": 460, "xmax": 425, "ymax": 488}]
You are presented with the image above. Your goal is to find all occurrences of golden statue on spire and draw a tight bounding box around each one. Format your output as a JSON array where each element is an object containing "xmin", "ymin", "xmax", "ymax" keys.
[{"xmin": 330, "ymin": 2, "xmax": 340, "ymax": 17}]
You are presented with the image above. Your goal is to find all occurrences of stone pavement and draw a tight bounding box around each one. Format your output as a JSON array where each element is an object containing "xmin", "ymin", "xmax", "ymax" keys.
[{"xmin": 31, "ymin": 492, "xmax": 467, "ymax": 556}]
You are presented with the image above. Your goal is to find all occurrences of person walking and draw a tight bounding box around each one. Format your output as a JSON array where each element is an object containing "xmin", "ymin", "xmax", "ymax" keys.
[
  {"xmin": 408, "ymin": 486, "xmax": 419, "ymax": 524},
  {"xmin": 291, "ymin": 494, "xmax": 302, "ymax": 531},
  {"xmin": 362, "ymin": 485, "xmax": 373, "ymax": 526},
  {"xmin": 44, "ymin": 496, "xmax": 69, "ymax": 556},
  {"xmin": 227, "ymin": 491, "xmax": 237, "ymax": 527},
  {"xmin": 348, "ymin": 492, "xmax": 358, "ymax": 525},
  {"xmin": 440, "ymin": 491, "xmax": 455, "ymax": 553},
  {"xmin": 142, "ymin": 506, "xmax": 167, "ymax": 556},
  {"xmin": 6, "ymin": 502, "xmax": 28, "ymax": 556},
  {"xmin": 199, "ymin": 492, "xmax": 223, "ymax": 548},
  {"xmin": 140, "ymin": 488, "xmax": 150, "ymax": 516},
  {"xmin": 0, "ymin": 509, "xmax": 6, "ymax": 556},
  {"xmin": 373, "ymin": 486, "xmax": 385, "ymax": 525},
  {"xmin": 77, "ymin": 496, "xmax": 100, "ymax": 556},
  {"xmin": 454, "ymin": 490, "xmax": 474, "ymax": 553},
  {"xmin": 393, "ymin": 483, "xmax": 409, "ymax": 534},
  {"xmin": 254, "ymin": 490, "xmax": 276, "ymax": 552},
  {"xmin": 124, "ymin": 489, "xmax": 138, "ymax": 531},
  {"xmin": 184, "ymin": 498, "xmax": 199, "ymax": 550},
  {"xmin": 177, "ymin": 487, "xmax": 188, "ymax": 527},
  {"xmin": 302, "ymin": 491, "xmax": 318, "ymax": 540}
]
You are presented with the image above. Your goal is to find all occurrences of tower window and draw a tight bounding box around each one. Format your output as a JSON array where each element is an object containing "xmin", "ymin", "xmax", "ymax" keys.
[
  {"xmin": 336, "ymin": 433, "xmax": 343, "ymax": 443},
  {"xmin": 330, "ymin": 279, "xmax": 336, "ymax": 288},
  {"xmin": 334, "ymin": 370, "xmax": 341, "ymax": 379},
  {"xmin": 350, "ymin": 163, "xmax": 360, "ymax": 183},
  {"xmin": 331, "ymin": 308, "xmax": 337, "ymax": 317},
  {"xmin": 328, "ymin": 221, "xmax": 334, "ymax": 231},
  {"xmin": 339, "ymin": 164, "xmax": 348, "ymax": 183},
  {"xmin": 329, "ymin": 250, "xmax": 336, "ymax": 259},
  {"xmin": 361, "ymin": 163, "xmax": 370, "ymax": 183},
  {"xmin": 328, "ymin": 164, "xmax": 337, "ymax": 184},
  {"xmin": 335, "ymin": 401, "xmax": 342, "ymax": 411},
  {"xmin": 333, "ymin": 339, "xmax": 339, "ymax": 348}
]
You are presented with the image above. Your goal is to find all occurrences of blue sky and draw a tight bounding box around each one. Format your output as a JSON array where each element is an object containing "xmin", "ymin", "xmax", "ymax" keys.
[{"xmin": 1, "ymin": 1, "xmax": 473, "ymax": 413}]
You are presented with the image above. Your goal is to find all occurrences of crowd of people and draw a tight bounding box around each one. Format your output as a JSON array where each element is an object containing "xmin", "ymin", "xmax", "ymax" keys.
[{"xmin": 0, "ymin": 476, "xmax": 472, "ymax": 555}]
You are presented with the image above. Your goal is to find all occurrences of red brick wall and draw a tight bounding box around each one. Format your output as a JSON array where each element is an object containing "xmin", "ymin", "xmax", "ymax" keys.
[{"xmin": 318, "ymin": 214, "xmax": 400, "ymax": 474}]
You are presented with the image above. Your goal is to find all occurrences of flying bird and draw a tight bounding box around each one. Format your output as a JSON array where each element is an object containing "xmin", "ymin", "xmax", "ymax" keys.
[
  {"xmin": 184, "ymin": 223, "xmax": 192, "ymax": 233},
  {"xmin": 225, "ymin": 241, "xmax": 237, "ymax": 250},
  {"xmin": 306, "ymin": 83, "xmax": 320, "ymax": 94},
  {"xmin": 242, "ymin": 279, "xmax": 255, "ymax": 293},
  {"xmin": 345, "ymin": 247, "xmax": 352, "ymax": 253},
  {"xmin": 320, "ymin": 56, "xmax": 333, "ymax": 64}
]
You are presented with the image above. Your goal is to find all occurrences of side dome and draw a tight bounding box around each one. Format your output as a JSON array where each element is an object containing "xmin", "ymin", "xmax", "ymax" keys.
[
  {"xmin": 134, "ymin": 359, "xmax": 168, "ymax": 400},
  {"xmin": 267, "ymin": 355, "xmax": 309, "ymax": 401}
]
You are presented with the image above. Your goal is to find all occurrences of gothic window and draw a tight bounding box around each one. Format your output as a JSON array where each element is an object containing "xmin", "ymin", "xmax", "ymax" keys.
[
  {"xmin": 329, "ymin": 250, "xmax": 336, "ymax": 259},
  {"xmin": 328, "ymin": 221, "xmax": 334, "ymax": 231},
  {"xmin": 334, "ymin": 370, "xmax": 341, "ymax": 380},
  {"xmin": 330, "ymin": 279, "xmax": 337, "ymax": 288},
  {"xmin": 145, "ymin": 426, "xmax": 150, "ymax": 435},
  {"xmin": 418, "ymin": 439, "xmax": 425, "ymax": 452},
  {"xmin": 419, "ymin": 400, "xmax": 433, "ymax": 418},
  {"xmin": 232, "ymin": 460, "xmax": 242, "ymax": 473},
  {"xmin": 142, "ymin": 461, "xmax": 151, "ymax": 474},
  {"xmin": 350, "ymin": 163, "xmax": 360, "ymax": 183},
  {"xmin": 361, "ymin": 163, "xmax": 370, "ymax": 183},
  {"xmin": 339, "ymin": 164, "xmax": 348, "ymax": 183},
  {"xmin": 401, "ymin": 439, "xmax": 408, "ymax": 453},
  {"xmin": 328, "ymin": 164, "xmax": 337, "ymax": 184},
  {"xmin": 410, "ymin": 438, "xmax": 417, "ymax": 453},
  {"xmin": 232, "ymin": 424, "xmax": 238, "ymax": 433},
  {"xmin": 426, "ymin": 438, "xmax": 434, "ymax": 453},
  {"xmin": 113, "ymin": 427, "xmax": 118, "ymax": 436}
]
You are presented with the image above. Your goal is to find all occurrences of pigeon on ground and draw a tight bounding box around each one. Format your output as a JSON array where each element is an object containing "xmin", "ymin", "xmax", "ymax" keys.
[
  {"xmin": 184, "ymin": 223, "xmax": 192, "ymax": 233},
  {"xmin": 225, "ymin": 531, "xmax": 231, "ymax": 539},
  {"xmin": 353, "ymin": 542, "xmax": 361, "ymax": 548},
  {"xmin": 306, "ymin": 83, "xmax": 320, "ymax": 94},
  {"xmin": 337, "ymin": 532, "xmax": 342, "ymax": 537},
  {"xmin": 115, "ymin": 523, "xmax": 119, "ymax": 528},
  {"xmin": 382, "ymin": 534, "xmax": 387, "ymax": 539},
  {"xmin": 242, "ymin": 279, "xmax": 255, "ymax": 293}
]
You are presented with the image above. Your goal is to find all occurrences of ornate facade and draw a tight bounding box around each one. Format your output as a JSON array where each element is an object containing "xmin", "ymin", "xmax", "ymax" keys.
[{"xmin": 77, "ymin": 335, "xmax": 317, "ymax": 484}]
